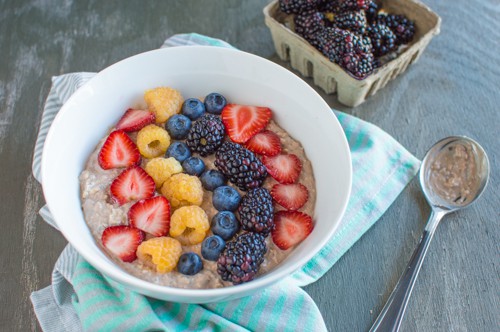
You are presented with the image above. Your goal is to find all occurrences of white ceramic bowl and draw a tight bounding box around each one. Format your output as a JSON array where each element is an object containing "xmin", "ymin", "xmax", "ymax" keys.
[{"xmin": 42, "ymin": 46, "xmax": 352, "ymax": 303}]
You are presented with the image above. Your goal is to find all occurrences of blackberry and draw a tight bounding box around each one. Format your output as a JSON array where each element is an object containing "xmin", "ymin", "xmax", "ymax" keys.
[
  {"xmin": 238, "ymin": 188, "xmax": 274, "ymax": 235},
  {"xmin": 332, "ymin": 10, "xmax": 368, "ymax": 35},
  {"xmin": 217, "ymin": 232, "xmax": 267, "ymax": 284},
  {"xmin": 338, "ymin": 0, "xmax": 373, "ymax": 11},
  {"xmin": 294, "ymin": 11, "xmax": 327, "ymax": 47},
  {"xmin": 339, "ymin": 51, "xmax": 375, "ymax": 79},
  {"xmin": 377, "ymin": 14, "xmax": 415, "ymax": 45},
  {"xmin": 367, "ymin": 24, "xmax": 396, "ymax": 56},
  {"xmin": 214, "ymin": 142, "xmax": 267, "ymax": 191},
  {"xmin": 279, "ymin": 0, "xmax": 321, "ymax": 14},
  {"xmin": 365, "ymin": 1, "xmax": 379, "ymax": 24},
  {"xmin": 186, "ymin": 114, "xmax": 225, "ymax": 156},
  {"xmin": 317, "ymin": 27, "xmax": 371, "ymax": 63}
]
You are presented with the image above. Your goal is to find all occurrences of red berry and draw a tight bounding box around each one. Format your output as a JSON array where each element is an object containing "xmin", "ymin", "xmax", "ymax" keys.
[
  {"xmin": 101, "ymin": 225, "xmax": 145, "ymax": 262},
  {"xmin": 221, "ymin": 104, "xmax": 272, "ymax": 143},
  {"xmin": 116, "ymin": 108, "xmax": 156, "ymax": 132},
  {"xmin": 110, "ymin": 166, "xmax": 155, "ymax": 205},
  {"xmin": 271, "ymin": 183, "xmax": 309, "ymax": 210},
  {"xmin": 98, "ymin": 130, "xmax": 140, "ymax": 170},
  {"xmin": 244, "ymin": 130, "xmax": 281, "ymax": 156},
  {"xmin": 128, "ymin": 196, "xmax": 171, "ymax": 236},
  {"xmin": 272, "ymin": 211, "xmax": 313, "ymax": 250},
  {"xmin": 262, "ymin": 154, "xmax": 302, "ymax": 184}
]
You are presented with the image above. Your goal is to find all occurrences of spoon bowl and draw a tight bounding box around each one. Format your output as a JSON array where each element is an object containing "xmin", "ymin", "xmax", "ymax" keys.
[{"xmin": 370, "ymin": 136, "xmax": 490, "ymax": 332}]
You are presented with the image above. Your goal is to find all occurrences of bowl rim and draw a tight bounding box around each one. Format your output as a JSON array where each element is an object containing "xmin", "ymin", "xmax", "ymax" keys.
[{"xmin": 41, "ymin": 45, "xmax": 352, "ymax": 300}]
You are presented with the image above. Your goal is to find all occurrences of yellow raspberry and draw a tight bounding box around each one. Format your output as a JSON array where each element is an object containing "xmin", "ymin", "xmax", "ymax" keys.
[
  {"xmin": 137, "ymin": 124, "xmax": 171, "ymax": 158},
  {"xmin": 144, "ymin": 87, "xmax": 183, "ymax": 123},
  {"xmin": 170, "ymin": 206, "xmax": 209, "ymax": 245},
  {"xmin": 137, "ymin": 237, "xmax": 182, "ymax": 273},
  {"xmin": 160, "ymin": 173, "xmax": 203, "ymax": 209},
  {"xmin": 145, "ymin": 157, "xmax": 183, "ymax": 188}
]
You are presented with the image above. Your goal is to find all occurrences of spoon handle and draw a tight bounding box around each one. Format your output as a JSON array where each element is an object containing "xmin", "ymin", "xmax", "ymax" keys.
[{"xmin": 369, "ymin": 210, "xmax": 445, "ymax": 332}]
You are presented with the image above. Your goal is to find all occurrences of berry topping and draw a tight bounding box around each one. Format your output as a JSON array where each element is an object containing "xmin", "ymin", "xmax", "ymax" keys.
[
  {"xmin": 217, "ymin": 232, "xmax": 267, "ymax": 284},
  {"xmin": 272, "ymin": 211, "xmax": 314, "ymax": 250},
  {"xmin": 98, "ymin": 130, "xmax": 140, "ymax": 170},
  {"xmin": 165, "ymin": 114, "xmax": 192, "ymax": 140},
  {"xmin": 115, "ymin": 108, "xmax": 156, "ymax": 132},
  {"xmin": 238, "ymin": 188, "xmax": 274, "ymax": 236},
  {"xmin": 271, "ymin": 183, "xmax": 309, "ymax": 211},
  {"xmin": 201, "ymin": 235, "xmax": 226, "ymax": 261},
  {"xmin": 170, "ymin": 205, "xmax": 210, "ymax": 245},
  {"xmin": 214, "ymin": 142, "xmax": 268, "ymax": 191},
  {"xmin": 110, "ymin": 166, "xmax": 155, "ymax": 205},
  {"xmin": 204, "ymin": 92, "xmax": 227, "ymax": 115},
  {"xmin": 221, "ymin": 104, "xmax": 272, "ymax": 143},
  {"xmin": 212, "ymin": 186, "xmax": 241, "ymax": 212},
  {"xmin": 144, "ymin": 87, "xmax": 183, "ymax": 123},
  {"xmin": 182, "ymin": 157, "xmax": 206, "ymax": 176},
  {"xmin": 200, "ymin": 169, "xmax": 227, "ymax": 191},
  {"xmin": 177, "ymin": 252, "xmax": 204, "ymax": 275},
  {"xmin": 211, "ymin": 211, "xmax": 240, "ymax": 240},
  {"xmin": 165, "ymin": 141, "xmax": 191, "ymax": 162},
  {"xmin": 186, "ymin": 114, "xmax": 226, "ymax": 156},
  {"xmin": 244, "ymin": 130, "xmax": 282, "ymax": 156},
  {"xmin": 367, "ymin": 23, "xmax": 397, "ymax": 57},
  {"xmin": 101, "ymin": 225, "xmax": 145, "ymax": 262},
  {"xmin": 262, "ymin": 154, "xmax": 302, "ymax": 184},
  {"xmin": 137, "ymin": 237, "xmax": 182, "ymax": 273},
  {"xmin": 136, "ymin": 124, "xmax": 171, "ymax": 159},
  {"xmin": 128, "ymin": 196, "xmax": 171, "ymax": 237},
  {"xmin": 181, "ymin": 98, "xmax": 206, "ymax": 120},
  {"xmin": 145, "ymin": 157, "xmax": 183, "ymax": 188},
  {"xmin": 160, "ymin": 173, "xmax": 203, "ymax": 209},
  {"xmin": 279, "ymin": 0, "xmax": 321, "ymax": 14}
]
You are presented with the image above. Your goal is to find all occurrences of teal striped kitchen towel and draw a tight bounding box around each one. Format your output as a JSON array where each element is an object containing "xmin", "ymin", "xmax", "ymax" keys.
[{"xmin": 31, "ymin": 33, "xmax": 420, "ymax": 332}]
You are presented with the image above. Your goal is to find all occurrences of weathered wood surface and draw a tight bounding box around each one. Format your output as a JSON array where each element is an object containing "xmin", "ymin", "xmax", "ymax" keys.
[{"xmin": 0, "ymin": 0, "xmax": 498, "ymax": 331}]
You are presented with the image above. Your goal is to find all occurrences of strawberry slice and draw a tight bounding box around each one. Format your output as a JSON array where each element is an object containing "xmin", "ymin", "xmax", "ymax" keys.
[
  {"xmin": 244, "ymin": 130, "xmax": 281, "ymax": 156},
  {"xmin": 101, "ymin": 225, "xmax": 145, "ymax": 262},
  {"xmin": 272, "ymin": 211, "xmax": 313, "ymax": 250},
  {"xmin": 115, "ymin": 108, "xmax": 156, "ymax": 132},
  {"xmin": 271, "ymin": 183, "xmax": 309, "ymax": 210},
  {"xmin": 98, "ymin": 130, "xmax": 140, "ymax": 170},
  {"xmin": 110, "ymin": 166, "xmax": 155, "ymax": 205},
  {"xmin": 221, "ymin": 104, "xmax": 272, "ymax": 143},
  {"xmin": 262, "ymin": 154, "xmax": 302, "ymax": 184},
  {"xmin": 129, "ymin": 196, "xmax": 171, "ymax": 236}
]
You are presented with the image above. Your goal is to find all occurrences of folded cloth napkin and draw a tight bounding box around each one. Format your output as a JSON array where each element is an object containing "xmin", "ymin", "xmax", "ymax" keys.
[{"xmin": 31, "ymin": 33, "xmax": 420, "ymax": 332}]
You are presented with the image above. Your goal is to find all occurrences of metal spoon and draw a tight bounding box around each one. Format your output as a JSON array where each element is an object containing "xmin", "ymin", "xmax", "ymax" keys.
[{"xmin": 370, "ymin": 136, "xmax": 490, "ymax": 332}]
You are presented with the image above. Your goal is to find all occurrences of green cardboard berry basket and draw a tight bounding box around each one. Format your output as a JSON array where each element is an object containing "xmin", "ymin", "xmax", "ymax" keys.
[{"xmin": 263, "ymin": 0, "xmax": 441, "ymax": 107}]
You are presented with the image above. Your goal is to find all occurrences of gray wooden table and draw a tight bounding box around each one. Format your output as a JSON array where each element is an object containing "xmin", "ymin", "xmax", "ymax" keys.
[{"xmin": 1, "ymin": 0, "xmax": 498, "ymax": 331}]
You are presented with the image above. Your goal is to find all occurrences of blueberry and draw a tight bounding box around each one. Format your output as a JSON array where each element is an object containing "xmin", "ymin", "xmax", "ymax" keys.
[
  {"xmin": 182, "ymin": 157, "xmax": 205, "ymax": 176},
  {"xmin": 165, "ymin": 114, "xmax": 191, "ymax": 139},
  {"xmin": 211, "ymin": 211, "xmax": 240, "ymax": 240},
  {"xmin": 177, "ymin": 252, "xmax": 203, "ymax": 275},
  {"xmin": 182, "ymin": 98, "xmax": 206, "ymax": 120},
  {"xmin": 165, "ymin": 141, "xmax": 191, "ymax": 162},
  {"xmin": 204, "ymin": 93, "xmax": 227, "ymax": 115},
  {"xmin": 212, "ymin": 186, "xmax": 241, "ymax": 211},
  {"xmin": 200, "ymin": 169, "xmax": 226, "ymax": 191},
  {"xmin": 201, "ymin": 235, "xmax": 226, "ymax": 261}
]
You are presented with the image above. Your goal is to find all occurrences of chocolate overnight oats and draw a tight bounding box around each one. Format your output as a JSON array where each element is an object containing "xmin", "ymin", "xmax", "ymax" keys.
[{"xmin": 79, "ymin": 87, "xmax": 316, "ymax": 289}]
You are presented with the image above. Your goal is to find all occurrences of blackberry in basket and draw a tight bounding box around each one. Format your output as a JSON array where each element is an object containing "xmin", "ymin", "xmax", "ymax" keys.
[
  {"xmin": 186, "ymin": 114, "xmax": 225, "ymax": 156},
  {"xmin": 279, "ymin": 0, "xmax": 321, "ymax": 14},
  {"xmin": 214, "ymin": 142, "xmax": 268, "ymax": 191},
  {"xmin": 367, "ymin": 23, "xmax": 397, "ymax": 56},
  {"xmin": 217, "ymin": 232, "xmax": 267, "ymax": 284},
  {"xmin": 316, "ymin": 27, "xmax": 372, "ymax": 62},
  {"xmin": 294, "ymin": 11, "xmax": 327, "ymax": 47},
  {"xmin": 331, "ymin": 10, "xmax": 368, "ymax": 35},
  {"xmin": 339, "ymin": 51, "xmax": 375, "ymax": 79},
  {"xmin": 377, "ymin": 13, "xmax": 416, "ymax": 45}
]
